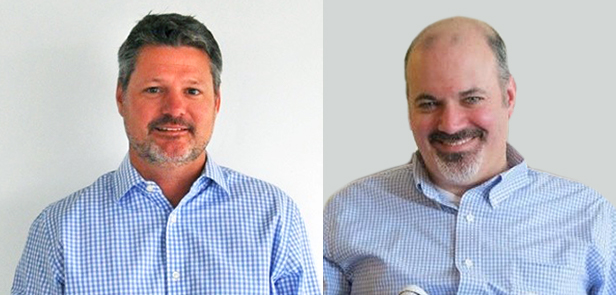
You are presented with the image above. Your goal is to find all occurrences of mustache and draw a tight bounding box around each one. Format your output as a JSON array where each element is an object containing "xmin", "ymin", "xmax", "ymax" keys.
[
  {"xmin": 429, "ymin": 128, "xmax": 485, "ymax": 143},
  {"xmin": 148, "ymin": 114, "xmax": 195, "ymax": 133}
]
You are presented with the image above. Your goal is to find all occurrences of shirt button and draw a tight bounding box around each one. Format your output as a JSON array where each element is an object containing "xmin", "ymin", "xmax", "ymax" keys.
[
  {"xmin": 464, "ymin": 259, "xmax": 473, "ymax": 268},
  {"xmin": 466, "ymin": 213, "xmax": 474, "ymax": 223},
  {"xmin": 170, "ymin": 214, "xmax": 177, "ymax": 224},
  {"xmin": 172, "ymin": 271, "xmax": 180, "ymax": 281},
  {"xmin": 146, "ymin": 185, "xmax": 155, "ymax": 192}
]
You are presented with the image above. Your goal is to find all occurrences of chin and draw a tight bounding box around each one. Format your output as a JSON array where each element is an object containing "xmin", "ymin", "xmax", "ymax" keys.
[{"xmin": 433, "ymin": 151, "xmax": 483, "ymax": 186}]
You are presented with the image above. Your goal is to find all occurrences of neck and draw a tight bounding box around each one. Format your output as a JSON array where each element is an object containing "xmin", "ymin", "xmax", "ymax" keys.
[{"xmin": 129, "ymin": 150, "xmax": 206, "ymax": 207}]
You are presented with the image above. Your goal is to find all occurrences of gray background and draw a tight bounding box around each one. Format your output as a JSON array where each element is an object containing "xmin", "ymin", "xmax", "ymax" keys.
[
  {"xmin": 0, "ymin": 0, "xmax": 323, "ymax": 292},
  {"xmin": 324, "ymin": 1, "xmax": 615, "ymax": 205}
]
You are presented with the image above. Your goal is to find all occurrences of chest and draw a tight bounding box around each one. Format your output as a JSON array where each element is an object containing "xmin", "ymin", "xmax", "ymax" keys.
[
  {"xmin": 338, "ymin": 201, "xmax": 592, "ymax": 294},
  {"xmin": 61, "ymin": 203, "xmax": 275, "ymax": 294}
]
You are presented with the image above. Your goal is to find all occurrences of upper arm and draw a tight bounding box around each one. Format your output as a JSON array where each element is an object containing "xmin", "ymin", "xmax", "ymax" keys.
[
  {"xmin": 271, "ymin": 198, "xmax": 321, "ymax": 294},
  {"xmin": 11, "ymin": 210, "xmax": 64, "ymax": 295}
]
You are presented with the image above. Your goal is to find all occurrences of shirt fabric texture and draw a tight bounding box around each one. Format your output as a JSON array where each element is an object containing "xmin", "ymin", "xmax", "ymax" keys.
[
  {"xmin": 324, "ymin": 145, "xmax": 616, "ymax": 294},
  {"xmin": 13, "ymin": 155, "xmax": 321, "ymax": 294}
]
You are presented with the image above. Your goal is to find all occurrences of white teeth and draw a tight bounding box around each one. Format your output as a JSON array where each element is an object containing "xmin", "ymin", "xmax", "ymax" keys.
[
  {"xmin": 159, "ymin": 127, "xmax": 184, "ymax": 131},
  {"xmin": 444, "ymin": 137, "xmax": 472, "ymax": 146}
]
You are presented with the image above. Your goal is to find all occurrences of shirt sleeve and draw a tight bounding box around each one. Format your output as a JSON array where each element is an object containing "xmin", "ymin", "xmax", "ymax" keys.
[
  {"xmin": 323, "ymin": 255, "xmax": 350, "ymax": 295},
  {"xmin": 270, "ymin": 199, "xmax": 321, "ymax": 294},
  {"xmin": 323, "ymin": 196, "xmax": 351, "ymax": 295},
  {"xmin": 588, "ymin": 198, "xmax": 616, "ymax": 295},
  {"xmin": 11, "ymin": 210, "xmax": 64, "ymax": 295}
]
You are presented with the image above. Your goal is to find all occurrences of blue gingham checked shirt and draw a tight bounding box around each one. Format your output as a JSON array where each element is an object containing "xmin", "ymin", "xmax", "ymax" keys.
[
  {"xmin": 12, "ymin": 155, "xmax": 320, "ymax": 294},
  {"xmin": 324, "ymin": 145, "xmax": 616, "ymax": 294}
]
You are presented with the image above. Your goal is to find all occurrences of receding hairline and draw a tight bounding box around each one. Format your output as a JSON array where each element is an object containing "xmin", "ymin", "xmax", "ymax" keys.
[
  {"xmin": 404, "ymin": 16, "xmax": 511, "ymax": 100},
  {"xmin": 405, "ymin": 17, "xmax": 499, "ymax": 67}
]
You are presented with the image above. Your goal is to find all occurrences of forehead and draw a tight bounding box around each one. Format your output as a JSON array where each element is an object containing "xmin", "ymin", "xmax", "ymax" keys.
[
  {"xmin": 407, "ymin": 33, "xmax": 499, "ymax": 97},
  {"xmin": 133, "ymin": 45, "xmax": 212, "ymax": 77}
]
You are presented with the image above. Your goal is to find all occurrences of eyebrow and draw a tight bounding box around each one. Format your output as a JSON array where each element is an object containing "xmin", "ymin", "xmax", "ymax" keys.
[
  {"xmin": 144, "ymin": 78, "xmax": 204, "ymax": 85},
  {"xmin": 413, "ymin": 93, "xmax": 437, "ymax": 102},
  {"xmin": 458, "ymin": 87, "xmax": 487, "ymax": 97},
  {"xmin": 412, "ymin": 87, "xmax": 488, "ymax": 102}
]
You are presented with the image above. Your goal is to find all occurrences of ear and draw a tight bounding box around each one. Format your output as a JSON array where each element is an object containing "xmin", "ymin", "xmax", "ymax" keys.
[
  {"xmin": 214, "ymin": 91, "xmax": 221, "ymax": 114},
  {"xmin": 505, "ymin": 76, "xmax": 516, "ymax": 118},
  {"xmin": 116, "ymin": 82, "xmax": 125, "ymax": 117},
  {"xmin": 407, "ymin": 97, "xmax": 413, "ymax": 130}
]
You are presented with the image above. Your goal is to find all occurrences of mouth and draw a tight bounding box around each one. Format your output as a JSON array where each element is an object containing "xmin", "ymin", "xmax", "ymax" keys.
[
  {"xmin": 432, "ymin": 136, "xmax": 479, "ymax": 154},
  {"xmin": 429, "ymin": 129, "xmax": 485, "ymax": 152},
  {"xmin": 154, "ymin": 126, "xmax": 189, "ymax": 132},
  {"xmin": 439, "ymin": 137, "xmax": 473, "ymax": 146},
  {"xmin": 151, "ymin": 125, "xmax": 193, "ymax": 138},
  {"xmin": 148, "ymin": 115, "xmax": 194, "ymax": 136}
]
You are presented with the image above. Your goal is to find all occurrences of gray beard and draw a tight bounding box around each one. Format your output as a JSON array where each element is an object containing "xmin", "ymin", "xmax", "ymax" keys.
[
  {"xmin": 126, "ymin": 132, "xmax": 206, "ymax": 167},
  {"xmin": 434, "ymin": 149, "xmax": 482, "ymax": 185}
]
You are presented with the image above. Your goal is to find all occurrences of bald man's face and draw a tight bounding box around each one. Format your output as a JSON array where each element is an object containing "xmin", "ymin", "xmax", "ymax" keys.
[{"xmin": 406, "ymin": 33, "xmax": 516, "ymax": 192}]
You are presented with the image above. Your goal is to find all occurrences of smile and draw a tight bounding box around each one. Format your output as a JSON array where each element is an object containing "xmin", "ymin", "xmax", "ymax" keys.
[
  {"xmin": 441, "ymin": 137, "xmax": 473, "ymax": 146},
  {"xmin": 155, "ymin": 127, "xmax": 188, "ymax": 132}
]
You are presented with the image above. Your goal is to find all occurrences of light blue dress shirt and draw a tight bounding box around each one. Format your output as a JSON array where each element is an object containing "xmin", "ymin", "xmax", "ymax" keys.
[
  {"xmin": 324, "ymin": 145, "xmax": 616, "ymax": 294},
  {"xmin": 13, "ymin": 155, "xmax": 320, "ymax": 294}
]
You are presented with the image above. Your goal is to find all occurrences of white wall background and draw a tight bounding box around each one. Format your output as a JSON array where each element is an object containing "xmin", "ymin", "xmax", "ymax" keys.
[
  {"xmin": 325, "ymin": 0, "xmax": 616, "ymax": 207},
  {"xmin": 0, "ymin": 0, "xmax": 322, "ymax": 292}
]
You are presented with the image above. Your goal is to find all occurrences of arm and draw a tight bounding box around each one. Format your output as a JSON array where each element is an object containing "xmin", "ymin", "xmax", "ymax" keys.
[
  {"xmin": 323, "ymin": 255, "xmax": 350, "ymax": 295},
  {"xmin": 271, "ymin": 200, "xmax": 321, "ymax": 294},
  {"xmin": 11, "ymin": 210, "xmax": 64, "ymax": 295},
  {"xmin": 588, "ymin": 197, "xmax": 616, "ymax": 294},
  {"xmin": 323, "ymin": 194, "xmax": 350, "ymax": 295}
]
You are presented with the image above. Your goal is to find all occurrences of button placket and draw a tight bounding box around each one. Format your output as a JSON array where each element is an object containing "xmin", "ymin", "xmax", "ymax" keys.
[{"xmin": 456, "ymin": 196, "xmax": 481, "ymax": 280}]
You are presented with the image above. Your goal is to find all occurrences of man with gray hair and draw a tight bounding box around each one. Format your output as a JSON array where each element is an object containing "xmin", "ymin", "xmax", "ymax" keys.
[
  {"xmin": 12, "ymin": 13, "xmax": 320, "ymax": 294},
  {"xmin": 324, "ymin": 16, "xmax": 616, "ymax": 294}
]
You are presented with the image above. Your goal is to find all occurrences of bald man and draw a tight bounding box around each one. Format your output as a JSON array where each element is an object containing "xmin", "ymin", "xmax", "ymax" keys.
[{"xmin": 323, "ymin": 17, "xmax": 616, "ymax": 294}]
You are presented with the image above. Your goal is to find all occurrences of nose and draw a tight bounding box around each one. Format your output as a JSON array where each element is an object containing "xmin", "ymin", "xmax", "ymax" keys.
[
  {"xmin": 161, "ymin": 89, "xmax": 186, "ymax": 117},
  {"xmin": 437, "ymin": 104, "xmax": 467, "ymax": 134}
]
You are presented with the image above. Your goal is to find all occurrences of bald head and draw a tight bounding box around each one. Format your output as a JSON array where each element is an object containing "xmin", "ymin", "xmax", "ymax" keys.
[{"xmin": 405, "ymin": 17, "xmax": 510, "ymax": 97}]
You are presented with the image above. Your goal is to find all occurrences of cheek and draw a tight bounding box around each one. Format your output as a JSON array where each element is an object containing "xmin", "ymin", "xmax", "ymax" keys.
[
  {"xmin": 124, "ymin": 103, "xmax": 156, "ymax": 130},
  {"xmin": 469, "ymin": 107, "xmax": 508, "ymax": 136},
  {"xmin": 410, "ymin": 114, "xmax": 436, "ymax": 139},
  {"xmin": 192, "ymin": 105, "xmax": 217, "ymax": 129}
]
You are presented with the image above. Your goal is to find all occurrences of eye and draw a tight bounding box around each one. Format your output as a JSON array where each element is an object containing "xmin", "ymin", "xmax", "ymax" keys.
[
  {"xmin": 144, "ymin": 87, "xmax": 161, "ymax": 94},
  {"xmin": 186, "ymin": 88, "xmax": 201, "ymax": 96},
  {"xmin": 416, "ymin": 100, "xmax": 439, "ymax": 111},
  {"xmin": 463, "ymin": 96, "xmax": 483, "ymax": 105}
]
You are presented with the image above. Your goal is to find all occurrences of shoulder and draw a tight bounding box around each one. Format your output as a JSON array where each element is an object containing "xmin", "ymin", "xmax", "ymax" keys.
[
  {"xmin": 521, "ymin": 168, "xmax": 615, "ymax": 230},
  {"xmin": 37, "ymin": 170, "xmax": 118, "ymax": 226},
  {"xmin": 323, "ymin": 163, "xmax": 417, "ymax": 236},
  {"xmin": 326, "ymin": 163, "xmax": 414, "ymax": 209},
  {"xmin": 216, "ymin": 165, "xmax": 298, "ymax": 213},
  {"xmin": 525, "ymin": 167, "xmax": 605, "ymax": 202}
]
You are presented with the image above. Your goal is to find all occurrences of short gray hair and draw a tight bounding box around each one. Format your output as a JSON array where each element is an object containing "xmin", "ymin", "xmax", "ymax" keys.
[{"xmin": 118, "ymin": 13, "xmax": 222, "ymax": 94}]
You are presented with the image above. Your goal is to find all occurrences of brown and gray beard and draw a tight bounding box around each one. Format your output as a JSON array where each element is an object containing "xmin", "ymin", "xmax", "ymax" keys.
[
  {"xmin": 128, "ymin": 134, "xmax": 206, "ymax": 167},
  {"xmin": 126, "ymin": 114, "xmax": 207, "ymax": 167}
]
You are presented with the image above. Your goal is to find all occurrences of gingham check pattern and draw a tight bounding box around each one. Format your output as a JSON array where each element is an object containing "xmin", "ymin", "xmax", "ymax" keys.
[
  {"xmin": 12, "ymin": 155, "xmax": 320, "ymax": 294},
  {"xmin": 324, "ymin": 145, "xmax": 616, "ymax": 294}
]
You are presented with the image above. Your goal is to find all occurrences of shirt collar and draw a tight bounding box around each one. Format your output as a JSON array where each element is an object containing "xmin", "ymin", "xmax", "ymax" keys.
[
  {"xmin": 412, "ymin": 143, "xmax": 530, "ymax": 209},
  {"xmin": 201, "ymin": 155, "xmax": 231, "ymax": 196},
  {"xmin": 112, "ymin": 153, "xmax": 231, "ymax": 203}
]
